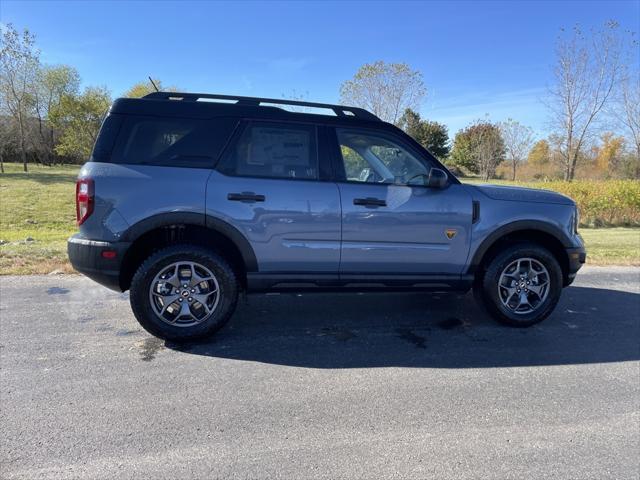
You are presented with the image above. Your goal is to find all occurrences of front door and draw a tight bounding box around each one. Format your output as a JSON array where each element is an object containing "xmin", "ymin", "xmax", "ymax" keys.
[{"xmin": 332, "ymin": 127, "xmax": 473, "ymax": 276}]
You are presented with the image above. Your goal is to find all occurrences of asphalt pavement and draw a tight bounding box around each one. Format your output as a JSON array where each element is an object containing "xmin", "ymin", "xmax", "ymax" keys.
[{"xmin": 1, "ymin": 266, "xmax": 639, "ymax": 479}]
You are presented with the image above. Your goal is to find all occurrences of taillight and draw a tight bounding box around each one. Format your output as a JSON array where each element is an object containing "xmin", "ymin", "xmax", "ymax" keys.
[{"xmin": 76, "ymin": 178, "xmax": 94, "ymax": 225}]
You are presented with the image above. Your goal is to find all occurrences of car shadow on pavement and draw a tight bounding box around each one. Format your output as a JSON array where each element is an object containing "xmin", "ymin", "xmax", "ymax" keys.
[{"xmin": 165, "ymin": 286, "xmax": 640, "ymax": 369}]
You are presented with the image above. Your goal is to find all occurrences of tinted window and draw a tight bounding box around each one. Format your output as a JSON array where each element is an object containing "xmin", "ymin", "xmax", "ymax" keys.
[
  {"xmin": 337, "ymin": 129, "xmax": 431, "ymax": 185},
  {"xmin": 218, "ymin": 122, "xmax": 317, "ymax": 180},
  {"xmin": 90, "ymin": 114, "xmax": 123, "ymax": 162},
  {"xmin": 111, "ymin": 116, "xmax": 237, "ymax": 168}
]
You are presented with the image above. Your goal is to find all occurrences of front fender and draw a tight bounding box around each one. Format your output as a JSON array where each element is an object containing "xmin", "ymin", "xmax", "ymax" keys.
[{"xmin": 466, "ymin": 219, "xmax": 573, "ymax": 274}]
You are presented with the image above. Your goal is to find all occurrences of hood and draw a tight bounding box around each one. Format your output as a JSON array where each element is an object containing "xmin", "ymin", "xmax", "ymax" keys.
[{"xmin": 469, "ymin": 184, "xmax": 575, "ymax": 205}]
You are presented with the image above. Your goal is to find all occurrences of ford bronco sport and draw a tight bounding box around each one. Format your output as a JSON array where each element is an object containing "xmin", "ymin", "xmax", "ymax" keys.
[{"xmin": 68, "ymin": 92, "xmax": 586, "ymax": 341}]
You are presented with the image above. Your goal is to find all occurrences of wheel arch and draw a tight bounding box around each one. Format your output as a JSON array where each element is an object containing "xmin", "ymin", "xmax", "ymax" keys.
[
  {"xmin": 118, "ymin": 212, "xmax": 257, "ymax": 291},
  {"xmin": 468, "ymin": 221, "xmax": 572, "ymax": 286}
]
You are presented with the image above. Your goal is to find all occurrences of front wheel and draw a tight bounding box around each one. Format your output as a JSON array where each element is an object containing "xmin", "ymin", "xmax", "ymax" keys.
[
  {"xmin": 129, "ymin": 245, "xmax": 239, "ymax": 341},
  {"xmin": 474, "ymin": 243, "xmax": 563, "ymax": 327}
]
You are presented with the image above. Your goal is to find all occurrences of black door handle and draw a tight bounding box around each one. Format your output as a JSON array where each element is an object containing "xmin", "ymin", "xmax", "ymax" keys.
[
  {"xmin": 353, "ymin": 197, "xmax": 387, "ymax": 207},
  {"xmin": 227, "ymin": 192, "xmax": 266, "ymax": 203}
]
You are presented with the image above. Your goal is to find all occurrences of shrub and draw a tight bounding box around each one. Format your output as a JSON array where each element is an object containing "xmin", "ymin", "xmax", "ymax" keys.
[{"xmin": 519, "ymin": 180, "xmax": 640, "ymax": 227}]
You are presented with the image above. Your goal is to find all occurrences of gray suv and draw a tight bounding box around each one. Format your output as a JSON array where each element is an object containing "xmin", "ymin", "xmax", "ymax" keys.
[{"xmin": 68, "ymin": 92, "xmax": 586, "ymax": 341}]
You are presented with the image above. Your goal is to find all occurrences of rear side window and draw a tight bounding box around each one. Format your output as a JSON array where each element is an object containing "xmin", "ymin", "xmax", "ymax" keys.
[
  {"xmin": 90, "ymin": 114, "xmax": 123, "ymax": 162},
  {"xmin": 217, "ymin": 122, "xmax": 318, "ymax": 180},
  {"xmin": 110, "ymin": 116, "xmax": 237, "ymax": 168}
]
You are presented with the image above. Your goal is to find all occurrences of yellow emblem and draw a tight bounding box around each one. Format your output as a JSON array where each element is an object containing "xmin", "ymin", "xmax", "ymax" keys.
[{"xmin": 445, "ymin": 229, "xmax": 457, "ymax": 239}]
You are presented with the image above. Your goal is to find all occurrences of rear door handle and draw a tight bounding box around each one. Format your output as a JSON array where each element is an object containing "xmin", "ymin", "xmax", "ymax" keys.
[
  {"xmin": 353, "ymin": 197, "xmax": 387, "ymax": 208},
  {"xmin": 227, "ymin": 192, "xmax": 266, "ymax": 203}
]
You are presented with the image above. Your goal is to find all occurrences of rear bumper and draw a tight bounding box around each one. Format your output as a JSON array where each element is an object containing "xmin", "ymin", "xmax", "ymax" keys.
[
  {"xmin": 67, "ymin": 235, "xmax": 130, "ymax": 291},
  {"xmin": 565, "ymin": 246, "xmax": 587, "ymax": 286}
]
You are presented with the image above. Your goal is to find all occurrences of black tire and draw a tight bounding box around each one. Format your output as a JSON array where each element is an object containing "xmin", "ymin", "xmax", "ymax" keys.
[
  {"xmin": 473, "ymin": 243, "xmax": 563, "ymax": 327},
  {"xmin": 129, "ymin": 245, "xmax": 238, "ymax": 341}
]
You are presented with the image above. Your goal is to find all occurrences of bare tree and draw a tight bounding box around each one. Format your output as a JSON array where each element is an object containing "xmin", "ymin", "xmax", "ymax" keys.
[
  {"xmin": 499, "ymin": 118, "xmax": 534, "ymax": 181},
  {"xmin": 340, "ymin": 61, "xmax": 426, "ymax": 124},
  {"xmin": 548, "ymin": 22, "xmax": 625, "ymax": 181},
  {"xmin": 0, "ymin": 24, "xmax": 40, "ymax": 172},
  {"xmin": 615, "ymin": 72, "xmax": 640, "ymax": 178}
]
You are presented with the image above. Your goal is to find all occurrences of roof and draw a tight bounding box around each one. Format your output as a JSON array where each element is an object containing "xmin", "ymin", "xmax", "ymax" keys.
[{"xmin": 110, "ymin": 91, "xmax": 383, "ymax": 126}]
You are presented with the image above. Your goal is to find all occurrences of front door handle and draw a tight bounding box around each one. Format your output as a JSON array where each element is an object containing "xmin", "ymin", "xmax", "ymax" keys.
[
  {"xmin": 353, "ymin": 197, "xmax": 387, "ymax": 208},
  {"xmin": 227, "ymin": 192, "xmax": 266, "ymax": 203}
]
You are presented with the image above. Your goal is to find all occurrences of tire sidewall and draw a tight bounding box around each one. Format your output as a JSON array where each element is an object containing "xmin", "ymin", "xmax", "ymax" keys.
[
  {"xmin": 130, "ymin": 245, "xmax": 238, "ymax": 341},
  {"xmin": 481, "ymin": 244, "xmax": 563, "ymax": 327}
]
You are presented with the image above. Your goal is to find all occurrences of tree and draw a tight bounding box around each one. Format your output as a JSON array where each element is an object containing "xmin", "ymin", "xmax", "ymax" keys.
[
  {"xmin": 527, "ymin": 139, "xmax": 551, "ymax": 167},
  {"xmin": 33, "ymin": 64, "xmax": 80, "ymax": 164},
  {"xmin": 398, "ymin": 108, "xmax": 450, "ymax": 159},
  {"xmin": 499, "ymin": 118, "xmax": 534, "ymax": 180},
  {"xmin": 0, "ymin": 24, "xmax": 40, "ymax": 172},
  {"xmin": 49, "ymin": 86, "xmax": 111, "ymax": 160},
  {"xmin": 547, "ymin": 22, "xmax": 626, "ymax": 180},
  {"xmin": 450, "ymin": 121, "xmax": 505, "ymax": 180},
  {"xmin": 124, "ymin": 78, "xmax": 175, "ymax": 98},
  {"xmin": 595, "ymin": 132, "xmax": 625, "ymax": 176},
  {"xmin": 340, "ymin": 61, "xmax": 426, "ymax": 124},
  {"xmin": 614, "ymin": 71, "xmax": 640, "ymax": 178}
]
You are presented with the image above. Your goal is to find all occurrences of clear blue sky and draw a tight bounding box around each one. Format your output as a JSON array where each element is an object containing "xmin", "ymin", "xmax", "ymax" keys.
[{"xmin": 2, "ymin": 0, "xmax": 638, "ymax": 136}]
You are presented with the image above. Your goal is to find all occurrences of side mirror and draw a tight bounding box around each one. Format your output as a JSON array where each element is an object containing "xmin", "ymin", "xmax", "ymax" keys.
[{"xmin": 427, "ymin": 168, "xmax": 448, "ymax": 188}]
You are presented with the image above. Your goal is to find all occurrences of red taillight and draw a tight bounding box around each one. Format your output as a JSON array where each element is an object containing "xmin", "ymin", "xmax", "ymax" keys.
[{"xmin": 76, "ymin": 178, "xmax": 94, "ymax": 225}]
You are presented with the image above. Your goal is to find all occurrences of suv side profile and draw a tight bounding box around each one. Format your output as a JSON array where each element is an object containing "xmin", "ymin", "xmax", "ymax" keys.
[{"xmin": 68, "ymin": 92, "xmax": 586, "ymax": 341}]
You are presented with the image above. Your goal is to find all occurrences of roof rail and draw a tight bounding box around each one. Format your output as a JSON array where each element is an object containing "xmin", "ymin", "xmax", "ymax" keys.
[{"xmin": 142, "ymin": 91, "xmax": 381, "ymax": 122}]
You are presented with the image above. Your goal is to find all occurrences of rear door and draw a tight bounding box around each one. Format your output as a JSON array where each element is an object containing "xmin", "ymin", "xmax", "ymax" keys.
[
  {"xmin": 207, "ymin": 120, "xmax": 341, "ymax": 272},
  {"xmin": 331, "ymin": 127, "xmax": 473, "ymax": 276}
]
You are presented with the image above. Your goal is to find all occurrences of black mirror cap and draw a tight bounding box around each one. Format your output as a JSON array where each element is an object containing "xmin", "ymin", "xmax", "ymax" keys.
[{"xmin": 427, "ymin": 167, "xmax": 448, "ymax": 188}]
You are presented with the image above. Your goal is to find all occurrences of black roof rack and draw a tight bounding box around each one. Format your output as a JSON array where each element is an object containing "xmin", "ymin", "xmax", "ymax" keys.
[{"xmin": 143, "ymin": 91, "xmax": 381, "ymax": 122}]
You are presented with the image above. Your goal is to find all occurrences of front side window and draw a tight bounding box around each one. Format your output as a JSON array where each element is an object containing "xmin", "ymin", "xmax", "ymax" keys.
[
  {"xmin": 218, "ymin": 122, "xmax": 317, "ymax": 180},
  {"xmin": 337, "ymin": 128, "xmax": 430, "ymax": 185}
]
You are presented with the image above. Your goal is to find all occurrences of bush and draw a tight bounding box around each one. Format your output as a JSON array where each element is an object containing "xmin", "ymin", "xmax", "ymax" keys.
[{"xmin": 519, "ymin": 180, "xmax": 640, "ymax": 227}]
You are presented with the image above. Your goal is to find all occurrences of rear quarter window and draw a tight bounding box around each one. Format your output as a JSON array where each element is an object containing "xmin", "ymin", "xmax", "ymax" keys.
[
  {"xmin": 90, "ymin": 114, "xmax": 123, "ymax": 162},
  {"xmin": 110, "ymin": 116, "xmax": 237, "ymax": 168}
]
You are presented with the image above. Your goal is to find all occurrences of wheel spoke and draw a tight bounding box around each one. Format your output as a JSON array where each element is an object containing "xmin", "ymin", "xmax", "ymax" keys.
[
  {"xmin": 516, "ymin": 291, "xmax": 531, "ymax": 309},
  {"xmin": 192, "ymin": 292, "xmax": 211, "ymax": 305},
  {"xmin": 178, "ymin": 300, "xmax": 192, "ymax": 318},
  {"xmin": 157, "ymin": 293, "xmax": 181, "ymax": 313},
  {"xmin": 500, "ymin": 286, "xmax": 518, "ymax": 306},
  {"xmin": 189, "ymin": 266, "xmax": 213, "ymax": 287},
  {"xmin": 528, "ymin": 282, "xmax": 547, "ymax": 298},
  {"xmin": 163, "ymin": 267, "xmax": 181, "ymax": 289}
]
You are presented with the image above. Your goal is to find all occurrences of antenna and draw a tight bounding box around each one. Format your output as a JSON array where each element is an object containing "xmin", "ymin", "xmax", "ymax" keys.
[{"xmin": 148, "ymin": 76, "xmax": 159, "ymax": 92}]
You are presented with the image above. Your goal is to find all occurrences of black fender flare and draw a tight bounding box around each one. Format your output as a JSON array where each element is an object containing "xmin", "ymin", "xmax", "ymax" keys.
[
  {"xmin": 466, "ymin": 220, "xmax": 572, "ymax": 275},
  {"xmin": 121, "ymin": 211, "xmax": 258, "ymax": 272}
]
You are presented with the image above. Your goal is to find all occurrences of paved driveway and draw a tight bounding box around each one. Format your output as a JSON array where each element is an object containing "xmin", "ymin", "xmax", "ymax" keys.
[{"xmin": 1, "ymin": 266, "xmax": 639, "ymax": 479}]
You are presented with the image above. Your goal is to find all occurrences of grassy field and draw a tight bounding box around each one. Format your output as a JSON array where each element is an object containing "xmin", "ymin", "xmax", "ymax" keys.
[{"xmin": 0, "ymin": 163, "xmax": 638, "ymax": 274}]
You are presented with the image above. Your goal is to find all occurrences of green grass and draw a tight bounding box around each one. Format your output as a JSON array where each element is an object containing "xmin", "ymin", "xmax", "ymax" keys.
[
  {"xmin": 0, "ymin": 163, "xmax": 638, "ymax": 275},
  {"xmin": 579, "ymin": 228, "xmax": 640, "ymax": 266},
  {"xmin": 0, "ymin": 163, "xmax": 78, "ymax": 274}
]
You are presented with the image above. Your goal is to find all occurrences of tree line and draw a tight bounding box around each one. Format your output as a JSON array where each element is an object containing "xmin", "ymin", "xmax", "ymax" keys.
[{"xmin": 1, "ymin": 21, "xmax": 638, "ymax": 180}]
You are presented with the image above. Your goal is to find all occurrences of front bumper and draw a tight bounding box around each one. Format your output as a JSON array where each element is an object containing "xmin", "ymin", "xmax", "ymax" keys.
[
  {"xmin": 67, "ymin": 235, "xmax": 131, "ymax": 291},
  {"xmin": 565, "ymin": 246, "xmax": 587, "ymax": 286}
]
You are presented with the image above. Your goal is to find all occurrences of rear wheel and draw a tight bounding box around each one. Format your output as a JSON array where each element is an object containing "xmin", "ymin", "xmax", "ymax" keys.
[
  {"xmin": 474, "ymin": 243, "xmax": 563, "ymax": 327},
  {"xmin": 129, "ymin": 245, "xmax": 238, "ymax": 341}
]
